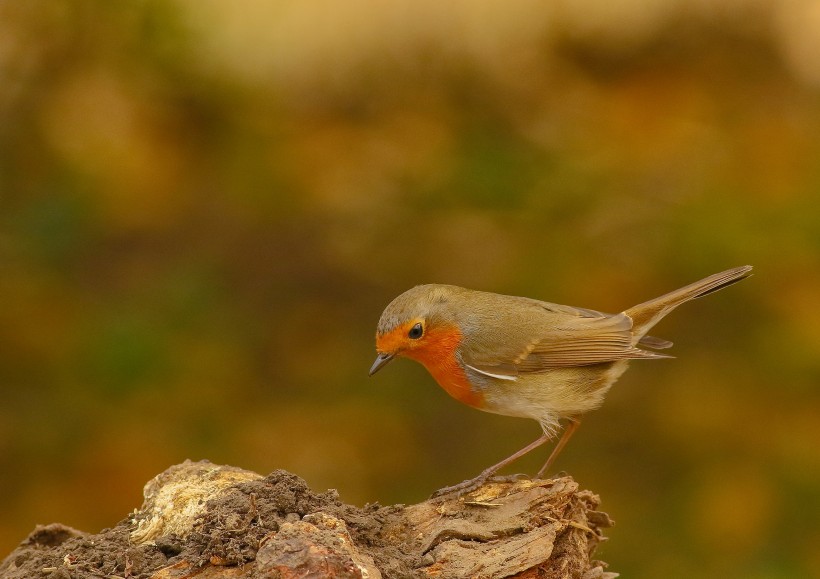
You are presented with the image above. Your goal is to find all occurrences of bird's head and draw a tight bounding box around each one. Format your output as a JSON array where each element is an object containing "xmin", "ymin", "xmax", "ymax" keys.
[{"xmin": 369, "ymin": 284, "xmax": 461, "ymax": 375}]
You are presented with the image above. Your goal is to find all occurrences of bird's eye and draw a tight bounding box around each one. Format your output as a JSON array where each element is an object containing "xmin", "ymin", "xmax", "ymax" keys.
[{"xmin": 408, "ymin": 322, "xmax": 424, "ymax": 339}]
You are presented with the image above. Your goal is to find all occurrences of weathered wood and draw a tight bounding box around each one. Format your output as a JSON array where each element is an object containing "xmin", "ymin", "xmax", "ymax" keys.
[
  {"xmin": 398, "ymin": 479, "xmax": 614, "ymax": 579},
  {"xmin": 0, "ymin": 461, "xmax": 616, "ymax": 579}
]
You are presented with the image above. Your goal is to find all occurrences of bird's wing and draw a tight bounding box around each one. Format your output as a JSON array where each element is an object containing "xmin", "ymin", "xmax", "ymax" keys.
[
  {"xmin": 516, "ymin": 312, "xmax": 670, "ymax": 371},
  {"xmin": 460, "ymin": 299, "xmax": 669, "ymax": 379}
]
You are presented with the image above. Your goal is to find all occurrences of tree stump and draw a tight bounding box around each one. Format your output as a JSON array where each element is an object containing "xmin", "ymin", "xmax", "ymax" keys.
[{"xmin": 0, "ymin": 460, "xmax": 616, "ymax": 578}]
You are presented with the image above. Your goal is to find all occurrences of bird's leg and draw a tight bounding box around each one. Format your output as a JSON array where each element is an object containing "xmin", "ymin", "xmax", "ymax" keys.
[
  {"xmin": 536, "ymin": 417, "xmax": 581, "ymax": 478},
  {"xmin": 431, "ymin": 433, "xmax": 551, "ymax": 498}
]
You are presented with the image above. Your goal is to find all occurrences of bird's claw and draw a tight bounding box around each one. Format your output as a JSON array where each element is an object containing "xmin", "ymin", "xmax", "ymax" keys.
[
  {"xmin": 430, "ymin": 473, "xmax": 534, "ymax": 499},
  {"xmin": 492, "ymin": 473, "xmax": 530, "ymax": 483},
  {"xmin": 430, "ymin": 476, "xmax": 488, "ymax": 498}
]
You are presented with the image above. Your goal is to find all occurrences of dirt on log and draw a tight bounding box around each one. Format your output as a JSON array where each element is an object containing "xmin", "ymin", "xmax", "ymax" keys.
[{"xmin": 0, "ymin": 460, "xmax": 616, "ymax": 579}]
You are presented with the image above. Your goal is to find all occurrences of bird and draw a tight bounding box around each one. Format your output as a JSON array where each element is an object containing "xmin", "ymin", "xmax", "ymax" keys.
[{"xmin": 369, "ymin": 265, "xmax": 752, "ymax": 494}]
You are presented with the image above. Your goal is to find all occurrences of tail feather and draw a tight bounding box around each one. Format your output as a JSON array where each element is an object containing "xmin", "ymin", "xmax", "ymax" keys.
[
  {"xmin": 625, "ymin": 265, "xmax": 753, "ymax": 341},
  {"xmin": 638, "ymin": 335, "xmax": 674, "ymax": 350}
]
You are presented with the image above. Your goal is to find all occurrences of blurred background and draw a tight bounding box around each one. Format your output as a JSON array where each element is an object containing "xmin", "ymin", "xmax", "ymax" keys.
[{"xmin": 1, "ymin": 1, "xmax": 819, "ymax": 577}]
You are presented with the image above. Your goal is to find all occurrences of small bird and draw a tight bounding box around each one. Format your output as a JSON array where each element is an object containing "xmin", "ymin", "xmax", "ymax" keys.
[{"xmin": 369, "ymin": 266, "xmax": 752, "ymax": 494}]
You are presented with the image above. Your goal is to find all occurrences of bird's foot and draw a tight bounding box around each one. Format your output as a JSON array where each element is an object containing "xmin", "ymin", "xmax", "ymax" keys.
[
  {"xmin": 487, "ymin": 473, "xmax": 531, "ymax": 484},
  {"xmin": 430, "ymin": 476, "xmax": 488, "ymax": 498},
  {"xmin": 430, "ymin": 473, "xmax": 531, "ymax": 499}
]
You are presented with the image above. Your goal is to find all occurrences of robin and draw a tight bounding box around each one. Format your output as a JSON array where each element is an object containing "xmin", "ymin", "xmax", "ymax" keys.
[{"xmin": 369, "ymin": 266, "xmax": 752, "ymax": 494}]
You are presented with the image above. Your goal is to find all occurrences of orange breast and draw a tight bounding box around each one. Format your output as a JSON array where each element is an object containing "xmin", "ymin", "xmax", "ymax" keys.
[{"xmin": 403, "ymin": 324, "xmax": 485, "ymax": 408}]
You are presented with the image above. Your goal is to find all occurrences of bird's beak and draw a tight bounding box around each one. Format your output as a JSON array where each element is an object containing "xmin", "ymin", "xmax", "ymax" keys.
[{"xmin": 369, "ymin": 352, "xmax": 395, "ymax": 376}]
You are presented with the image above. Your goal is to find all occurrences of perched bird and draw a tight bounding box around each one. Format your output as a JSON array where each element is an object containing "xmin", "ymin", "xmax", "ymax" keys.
[{"xmin": 369, "ymin": 266, "xmax": 752, "ymax": 494}]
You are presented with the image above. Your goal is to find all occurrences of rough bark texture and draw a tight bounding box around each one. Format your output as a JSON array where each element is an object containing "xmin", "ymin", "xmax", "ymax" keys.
[{"xmin": 0, "ymin": 461, "xmax": 616, "ymax": 579}]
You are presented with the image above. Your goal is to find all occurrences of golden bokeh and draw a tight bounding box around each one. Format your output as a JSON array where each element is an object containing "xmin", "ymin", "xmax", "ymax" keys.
[{"xmin": 1, "ymin": 1, "xmax": 818, "ymax": 577}]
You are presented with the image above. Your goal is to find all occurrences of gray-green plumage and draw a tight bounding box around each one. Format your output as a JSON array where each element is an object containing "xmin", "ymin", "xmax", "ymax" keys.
[{"xmin": 375, "ymin": 265, "xmax": 752, "ymax": 435}]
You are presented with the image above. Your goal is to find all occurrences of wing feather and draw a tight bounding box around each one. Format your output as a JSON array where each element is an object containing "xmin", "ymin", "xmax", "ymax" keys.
[{"xmin": 458, "ymin": 295, "xmax": 670, "ymax": 377}]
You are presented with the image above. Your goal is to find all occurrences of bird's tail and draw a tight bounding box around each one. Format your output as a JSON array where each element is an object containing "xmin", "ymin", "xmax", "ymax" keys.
[{"xmin": 625, "ymin": 265, "xmax": 753, "ymax": 342}]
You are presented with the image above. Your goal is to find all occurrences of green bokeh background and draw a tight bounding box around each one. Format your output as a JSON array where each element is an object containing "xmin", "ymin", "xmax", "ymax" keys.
[{"xmin": 2, "ymin": 2, "xmax": 820, "ymax": 577}]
